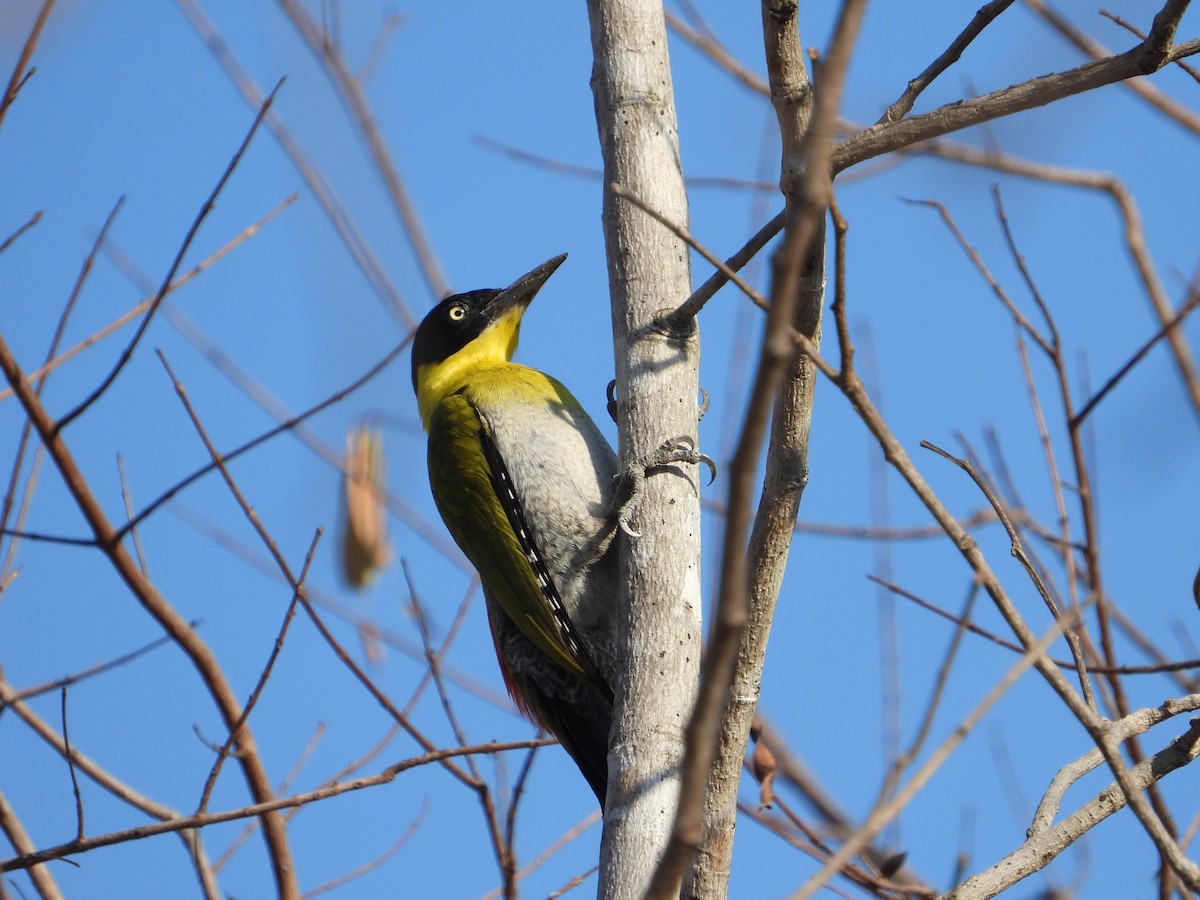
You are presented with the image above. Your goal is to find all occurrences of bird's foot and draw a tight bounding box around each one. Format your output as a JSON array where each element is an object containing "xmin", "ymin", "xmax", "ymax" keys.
[{"xmin": 612, "ymin": 435, "xmax": 716, "ymax": 538}]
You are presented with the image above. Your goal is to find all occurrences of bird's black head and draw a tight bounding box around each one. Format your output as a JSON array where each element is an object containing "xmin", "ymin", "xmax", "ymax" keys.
[
  {"xmin": 410, "ymin": 254, "xmax": 567, "ymax": 396},
  {"xmin": 410, "ymin": 289, "xmax": 501, "ymax": 393}
]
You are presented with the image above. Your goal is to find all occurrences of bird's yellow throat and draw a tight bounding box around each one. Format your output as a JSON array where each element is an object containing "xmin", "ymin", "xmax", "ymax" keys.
[{"xmin": 414, "ymin": 305, "xmax": 524, "ymax": 429}]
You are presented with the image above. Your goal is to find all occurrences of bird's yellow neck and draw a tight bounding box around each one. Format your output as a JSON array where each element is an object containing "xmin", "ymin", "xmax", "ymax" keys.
[{"xmin": 415, "ymin": 307, "xmax": 522, "ymax": 429}]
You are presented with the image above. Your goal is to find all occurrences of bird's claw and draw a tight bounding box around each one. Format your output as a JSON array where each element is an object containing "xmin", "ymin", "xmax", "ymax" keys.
[
  {"xmin": 611, "ymin": 435, "xmax": 717, "ymax": 539},
  {"xmin": 646, "ymin": 435, "xmax": 717, "ymax": 486}
]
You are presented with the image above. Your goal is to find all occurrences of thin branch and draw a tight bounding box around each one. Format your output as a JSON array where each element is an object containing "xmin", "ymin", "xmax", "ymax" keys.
[
  {"xmin": 482, "ymin": 812, "xmax": 601, "ymax": 900},
  {"xmin": 0, "ymin": 679, "xmax": 219, "ymax": 894},
  {"xmin": 59, "ymin": 689, "xmax": 84, "ymax": 843},
  {"xmin": 878, "ymin": 0, "xmax": 1017, "ymax": 124},
  {"xmin": 301, "ymin": 798, "xmax": 427, "ymax": 898},
  {"xmin": 276, "ymin": 0, "xmax": 448, "ymax": 299},
  {"xmin": 1031, "ymin": 695, "xmax": 1200, "ymax": 837},
  {"xmin": 357, "ymin": 12, "xmax": 407, "ymax": 83},
  {"xmin": 3, "ymin": 629, "xmax": 188, "ymax": 705},
  {"xmin": 174, "ymin": 0, "xmax": 412, "ymax": 324},
  {"xmin": 1073, "ymin": 288, "xmax": 1200, "ymax": 426},
  {"xmin": 607, "ymin": 183, "xmax": 769, "ymax": 319},
  {"xmin": 663, "ymin": 24, "xmax": 1200, "ymax": 311},
  {"xmin": 0, "ymin": 0, "xmax": 55, "ymax": 130},
  {"xmin": 155, "ymin": 353, "xmax": 479, "ymax": 789},
  {"xmin": 871, "ymin": 575, "xmax": 1200, "ymax": 676},
  {"xmin": 548, "ymin": 865, "xmax": 601, "ymax": 898},
  {"xmin": 150, "ymin": 300, "xmax": 464, "ymax": 565},
  {"xmin": 926, "ymin": 440, "xmax": 1098, "ymax": 707},
  {"xmin": 0, "ymin": 290, "xmax": 298, "ymax": 898},
  {"xmin": 174, "ymin": 506, "xmax": 503, "ymax": 708},
  {"xmin": 212, "ymin": 724, "xmax": 326, "ymax": 872},
  {"xmin": 1026, "ymin": 0, "xmax": 1200, "ymax": 136},
  {"xmin": 664, "ymin": 8, "xmax": 769, "ymax": 96},
  {"xmin": 196, "ymin": 530, "xmax": 319, "ymax": 814},
  {"xmin": 2, "ymin": 196, "xmax": 124, "ymax": 590},
  {"xmin": 403, "ymin": 561, "xmax": 513, "ymax": 893},
  {"xmin": 0, "ymin": 792, "xmax": 62, "ymax": 900},
  {"xmin": 945, "ymin": 716, "xmax": 1200, "ymax": 899},
  {"xmin": 118, "ymin": 330, "xmax": 413, "ymax": 541},
  {"xmin": 1101, "ymin": 7, "xmax": 1200, "ymax": 82},
  {"xmin": 680, "ymin": 211, "xmax": 785, "ymax": 320},
  {"xmin": 115, "ymin": 455, "xmax": 150, "ymax": 576},
  {"xmin": 0, "ymin": 209, "xmax": 43, "ymax": 257},
  {"xmin": 833, "ymin": 33, "xmax": 1200, "ymax": 175},
  {"xmin": 792, "ymin": 606, "xmax": 1081, "ymax": 899},
  {"xmin": 0, "ymin": 740, "xmax": 551, "ymax": 874},
  {"xmin": 55, "ymin": 81, "xmax": 283, "ymax": 432},
  {"xmin": 0, "ymin": 195, "xmax": 297, "ymax": 404}
]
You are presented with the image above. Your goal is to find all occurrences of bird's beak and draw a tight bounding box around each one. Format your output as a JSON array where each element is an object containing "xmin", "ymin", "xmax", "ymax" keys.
[{"xmin": 484, "ymin": 253, "xmax": 568, "ymax": 324}]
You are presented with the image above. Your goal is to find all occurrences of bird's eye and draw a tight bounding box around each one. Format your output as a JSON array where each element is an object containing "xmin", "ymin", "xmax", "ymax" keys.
[{"xmin": 448, "ymin": 304, "xmax": 466, "ymax": 322}]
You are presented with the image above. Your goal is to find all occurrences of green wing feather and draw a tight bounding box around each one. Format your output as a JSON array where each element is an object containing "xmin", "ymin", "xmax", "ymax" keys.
[{"xmin": 427, "ymin": 390, "xmax": 592, "ymax": 678}]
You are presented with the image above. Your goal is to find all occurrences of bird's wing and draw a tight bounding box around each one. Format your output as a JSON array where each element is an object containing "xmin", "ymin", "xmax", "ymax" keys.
[{"xmin": 427, "ymin": 390, "xmax": 607, "ymax": 690}]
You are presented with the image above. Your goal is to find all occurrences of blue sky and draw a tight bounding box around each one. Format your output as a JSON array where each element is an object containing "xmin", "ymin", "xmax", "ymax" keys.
[{"xmin": 2, "ymin": 1, "xmax": 1199, "ymax": 897}]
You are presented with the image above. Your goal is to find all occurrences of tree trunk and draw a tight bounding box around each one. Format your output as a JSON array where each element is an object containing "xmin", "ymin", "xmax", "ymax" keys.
[{"xmin": 586, "ymin": 1, "xmax": 702, "ymax": 898}]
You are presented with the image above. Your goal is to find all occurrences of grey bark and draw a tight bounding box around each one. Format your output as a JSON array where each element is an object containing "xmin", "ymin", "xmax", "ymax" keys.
[{"xmin": 586, "ymin": 1, "xmax": 703, "ymax": 898}]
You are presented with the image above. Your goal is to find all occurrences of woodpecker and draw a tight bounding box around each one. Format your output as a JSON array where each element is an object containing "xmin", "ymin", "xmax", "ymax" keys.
[{"xmin": 411, "ymin": 255, "xmax": 619, "ymax": 806}]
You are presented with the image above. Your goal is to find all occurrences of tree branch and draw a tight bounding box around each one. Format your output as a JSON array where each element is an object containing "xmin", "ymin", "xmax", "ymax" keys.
[{"xmin": 944, "ymin": 712, "xmax": 1200, "ymax": 899}]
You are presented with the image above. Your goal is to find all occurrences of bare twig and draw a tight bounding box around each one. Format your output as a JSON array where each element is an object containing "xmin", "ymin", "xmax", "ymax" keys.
[
  {"xmin": 871, "ymin": 575, "xmax": 1200, "ymax": 676},
  {"xmin": 0, "ymin": 679, "xmax": 219, "ymax": 894},
  {"xmin": 115, "ymin": 455, "xmax": 150, "ymax": 576},
  {"xmin": 276, "ymin": 0, "xmax": 448, "ymax": 299},
  {"xmin": 1031, "ymin": 695, "xmax": 1200, "ymax": 836},
  {"xmin": 792, "ymin": 606, "xmax": 1081, "ymax": 899},
  {"xmin": 3, "ymin": 629, "xmax": 188, "ymax": 705},
  {"xmin": 357, "ymin": 12, "xmax": 407, "ymax": 83},
  {"xmin": 0, "ymin": 740, "xmax": 552, "ymax": 874},
  {"xmin": 174, "ymin": 0, "xmax": 412, "ymax": 324},
  {"xmin": 664, "ymin": 8, "xmax": 769, "ymax": 96},
  {"xmin": 0, "ymin": 308, "xmax": 298, "ymax": 897},
  {"xmin": 0, "ymin": 209, "xmax": 43, "ymax": 257},
  {"xmin": 833, "ymin": 32, "xmax": 1200, "ymax": 175},
  {"xmin": 678, "ymin": 210, "xmax": 785, "ymax": 317},
  {"xmin": 878, "ymin": 0, "xmax": 1017, "ymax": 124},
  {"xmin": 55, "ymin": 81, "xmax": 282, "ymax": 433},
  {"xmin": 0, "ymin": 791, "xmax": 62, "ymax": 900},
  {"xmin": 662, "ymin": 22, "xmax": 1200, "ymax": 313},
  {"xmin": 1101, "ymin": 7, "xmax": 1200, "ymax": 82},
  {"xmin": 1025, "ymin": 0, "xmax": 1200, "ymax": 136},
  {"xmin": 0, "ymin": 196, "xmax": 297, "ymax": 404},
  {"xmin": 118, "ymin": 331, "xmax": 413, "ymax": 541},
  {"xmin": 196, "ymin": 530, "xmax": 319, "ymax": 814},
  {"xmin": 212, "ymin": 724, "xmax": 327, "ymax": 873},
  {"xmin": 608, "ymin": 183, "xmax": 768, "ymax": 320},
  {"xmin": 302, "ymin": 798, "xmax": 427, "ymax": 897},
  {"xmin": 59, "ymin": 689, "xmax": 84, "ymax": 842},
  {"xmin": 1073, "ymin": 288, "xmax": 1200, "ymax": 426},
  {"xmin": 404, "ymin": 562, "xmax": 513, "ymax": 894},
  {"xmin": 155, "ymin": 353, "xmax": 480, "ymax": 789},
  {"xmin": 2, "ymin": 197, "xmax": 125, "ymax": 588},
  {"xmin": 946, "ymin": 713, "xmax": 1200, "ymax": 899},
  {"xmin": 481, "ymin": 812, "xmax": 602, "ymax": 900},
  {"xmin": 0, "ymin": 0, "xmax": 55, "ymax": 130}
]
